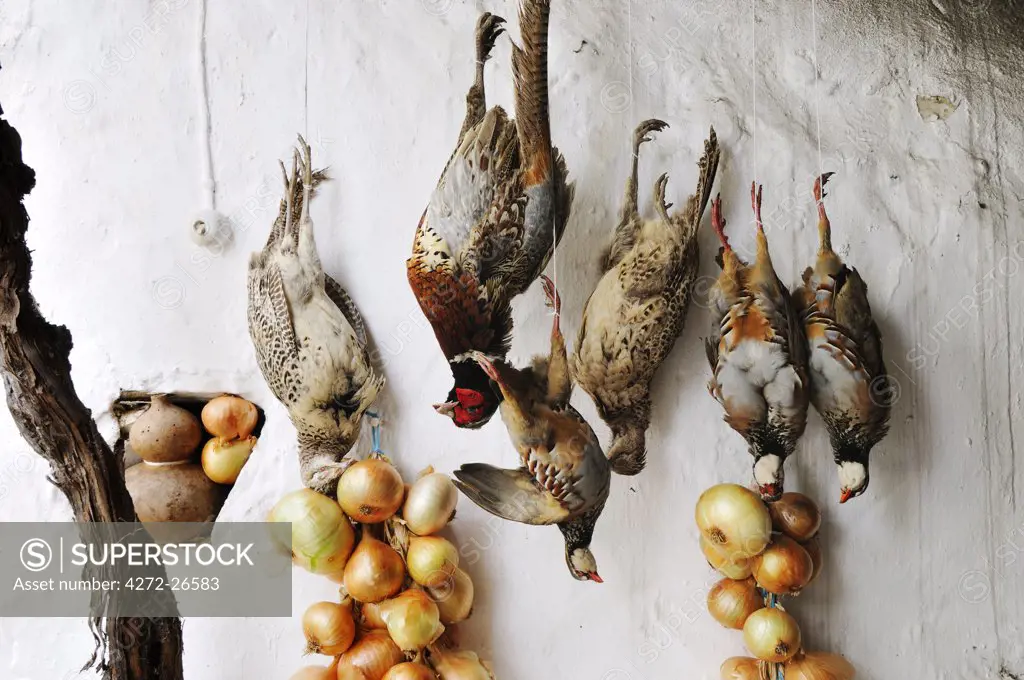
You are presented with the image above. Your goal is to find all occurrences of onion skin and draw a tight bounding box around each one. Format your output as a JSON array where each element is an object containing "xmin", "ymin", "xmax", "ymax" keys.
[
  {"xmin": 303, "ymin": 600, "xmax": 356, "ymax": 656},
  {"xmin": 359, "ymin": 602, "xmax": 388, "ymax": 630},
  {"xmin": 338, "ymin": 459, "xmax": 406, "ymax": 524},
  {"xmin": 752, "ymin": 534, "xmax": 814, "ymax": 595},
  {"xmin": 707, "ymin": 577, "xmax": 764, "ymax": 630},
  {"xmin": 201, "ymin": 436, "xmax": 256, "ymax": 484},
  {"xmin": 403, "ymin": 472, "xmax": 459, "ymax": 536},
  {"xmin": 429, "ymin": 567, "xmax": 474, "ymax": 624},
  {"xmin": 431, "ymin": 650, "xmax": 495, "ymax": 680},
  {"xmin": 337, "ymin": 630, "xmax": 404, "ymax": 680},
  {"xmin": 784, "ymin": 651, "xmax": 856, "ymax": 680},
  {"xmin": 268, "ymin": 489, "xmax": 355, "ymax": 576},
  {"xmin": 769, "ymin": 492, "xmax": 822, "ymax": 542},
  {"xmin": 379, "ymin": 589, "xmax": 444, "ymax": 651},
  {"xmin": 291, "ymin": 661, "xmax": 339, "ymax": 680},
  {"xmin": 720, "ymin": 656, "xmax": 761, "ymax": 680},
  {"xmin": 696, "ymin": 484, "xmax": 773, "ymax": 559},
  {"xmin": 701, "ymin": 536, "xmax": 754, "ymax": 580},
  {"xmin": 201, "ymin": 395, "xmax": 259, "ymax": 439},
  {"xmin": 383, "ymin": 663, "xmax": 437, "ymax": 680},
  {"xmin": 802, "ymin": 535, "xmax": 823, "ymax": 585},
  {"xmin": 743, "ymin": 607, "xmax": 802, "ymax": 663},
  {"xmin": 343, "ymin": 534, "xmax": 406, "ymax": 603},
  {"xmin": 406, "ymin": 536, "xmax": 459, "ymax": 588}
]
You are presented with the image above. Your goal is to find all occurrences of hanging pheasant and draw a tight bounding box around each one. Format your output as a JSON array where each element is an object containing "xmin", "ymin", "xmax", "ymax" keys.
[
  {"xmin": 407, "ymin": 1, "xmax": 574, "ymax": 429},
  {"xmin": 247, "ymin": 137, "xmax": 384, "ymax": 496},
  {"xmin": 572, "ymin": 120, "xmax": 719, "ymax": 475},
  {"xmin": 705, "ymin": 186, "xmax": 809, "ymax": 500},
  {"xmin": 794, "ymin": 174, "xmax": 891, "ymax": 503},
  {"xmin": 454, "ymin": 277, "xmax": 610, "ymax": 583}
]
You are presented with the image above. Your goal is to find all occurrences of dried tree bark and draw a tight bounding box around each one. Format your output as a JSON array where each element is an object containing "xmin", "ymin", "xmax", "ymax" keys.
[{"xmin": 0, "ymin": 100, "xmax": 184, "ymax": 677}]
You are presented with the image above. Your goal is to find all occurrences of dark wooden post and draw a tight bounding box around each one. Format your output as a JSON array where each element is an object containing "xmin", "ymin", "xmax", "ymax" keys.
[{"xmin": 0, "ymin": 97, "xmax": 185, "ymax": 678}]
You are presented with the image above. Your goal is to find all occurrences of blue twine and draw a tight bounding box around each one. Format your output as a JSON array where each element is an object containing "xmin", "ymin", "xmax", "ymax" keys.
[
  {"xmin": 366, "ymin": 410, "xmax": 383, "ymax": 453},
  {"xmin": 758, "ymin": 588, "xmax": 786, "ymax": 680}
]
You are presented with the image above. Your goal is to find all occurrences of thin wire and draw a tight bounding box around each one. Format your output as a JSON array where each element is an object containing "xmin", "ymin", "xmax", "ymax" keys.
[
  {"xmin": 197, "ymin": 0, "xmax": 215, "ymax": 210},
  {"xmin": 750, "ymin": 0, "xmax": 757, "ymax": 185},
  {"xmin": 811, "ymin": 0, "xmax": 824, "ymax": 189}
]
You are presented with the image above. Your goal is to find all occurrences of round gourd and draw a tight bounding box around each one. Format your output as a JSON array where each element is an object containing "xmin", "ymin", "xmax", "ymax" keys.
[
  {"xmin": 125, "ymin": 462, "xmax": 226, "ymax": 523},
  {"xmin": 128, "ymin": 395, "xmax": 202, "ymax": 463}
]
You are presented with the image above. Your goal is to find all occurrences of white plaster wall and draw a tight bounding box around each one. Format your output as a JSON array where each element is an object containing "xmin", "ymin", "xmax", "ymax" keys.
[{"xmin": 1, "ymin": 1, "xmax": 1023, "ymax": 678}]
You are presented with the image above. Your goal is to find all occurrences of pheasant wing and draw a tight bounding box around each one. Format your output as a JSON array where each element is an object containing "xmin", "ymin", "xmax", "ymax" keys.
[{"xmin": 453, "ymin": 462, "xmax": 570, "ymax": 526}]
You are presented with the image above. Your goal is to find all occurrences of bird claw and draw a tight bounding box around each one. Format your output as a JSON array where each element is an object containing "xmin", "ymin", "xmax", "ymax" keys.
[
  {"xmin": 814, "ymin": 171, "xmax": 835, "ymax": 203},
  {"xmin": 540, "ymin": 275, "xmax": 561, "ymax": 315},
  {"xmin": 633, "ymin": 119, "xmax": 669, "ymax": 150},
  {"xmin": 750, "ymin": 182, "xmax": 764, "ymax": 232},
  {"xmin": 654, "ymin": 173, "xmax": 673, "ymax": 220},
  {"xmin": 476, "ymin": 12, "xmax": 507, "ymax": 61}
]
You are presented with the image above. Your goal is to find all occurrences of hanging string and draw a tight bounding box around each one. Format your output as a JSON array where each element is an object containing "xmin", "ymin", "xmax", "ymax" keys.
[
  {"xmin": 810, "ymin": 0, "xmax": 825, "ymax": 192},
  {"xmin": 366, "ymin": 410, "xmax": 383, "ymax": 454},
  {"xmin": 750, "ymin": 0, "xmax": 757, "ymax": 186},
  {"xmin": 197, "ymin": 0, "xmax": 215, "ymax": 211}
]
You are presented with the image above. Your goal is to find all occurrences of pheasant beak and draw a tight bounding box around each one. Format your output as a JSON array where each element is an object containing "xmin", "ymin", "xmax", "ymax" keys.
[
  {"xmin": 433, "ymin": 402, "xmax": 457, "ymax": 417},
  {"xmin": 587, "ymin": 571, "xmax": 604, "ymax": 584},
  {"xmin": 839, "ymin": 488, "xmax": 854, "ymax": 504},
  {"xmin": 758, "ymin": 483, "xmax": 782, "ymax": 502}
]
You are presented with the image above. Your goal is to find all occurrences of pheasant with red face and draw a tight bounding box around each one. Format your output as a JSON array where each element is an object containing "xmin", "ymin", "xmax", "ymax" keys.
[
  {"xmin": 407, "ymin": 1, "xmax": 574, "ymax": 429},
  {"xmin": 705, "ymin": 186, "xmax": 809, "ymax": 501},
  {"xmin": 794, "ymin": 174, "xmax": 891, "ymax": 503}
]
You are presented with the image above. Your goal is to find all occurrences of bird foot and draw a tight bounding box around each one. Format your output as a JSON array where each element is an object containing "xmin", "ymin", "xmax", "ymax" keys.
[
  {"xmin": 711, "ymin": 193, "xmax": 729, "ymax": 249},
  {"xmin": 475, "ymin": 13, "xmax": 506, "ymax": 64},
  {"xmin": 633, "ymin": 118, "xmax": 668, "ymax": 152},
  {"xmin": 750, "ymin": 182, "xmax": 764, "ymax": 234},
  {"xmin": 654, "ymin": 172, "xmax": 673, "ymax": 221}
]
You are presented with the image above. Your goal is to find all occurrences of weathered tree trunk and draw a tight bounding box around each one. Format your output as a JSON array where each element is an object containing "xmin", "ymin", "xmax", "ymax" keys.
[{"xmin": 0, "ymin": 98, "xmax": 184, "ymax": 677}]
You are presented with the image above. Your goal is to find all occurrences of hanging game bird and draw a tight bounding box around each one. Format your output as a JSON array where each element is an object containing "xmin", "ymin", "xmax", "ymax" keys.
[
  {"xmin": 247, "ymin": 137, "xmax": 384, "ymax": 496},
  {"xmin": 572, "ymin": 120, "xmax": 719, "ymax": 475},
  {"xmin": 407, "ymin": 0, "xmax": 574, "ymax": 430},
  {"xmin": 454, "ymin": 277, "xmax": 611, "ymax": 583},
  {"xmin": 794, "ymin": 173, "xmax": 891, "ymax": 503},
  {"xmin": 705, "ymin": 185, "xmax": 809, "ymax": 501}
]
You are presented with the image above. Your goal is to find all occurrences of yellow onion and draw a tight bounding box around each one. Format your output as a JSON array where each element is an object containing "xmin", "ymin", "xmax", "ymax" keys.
[
  {"xmin": 379, "ymin": 589, "xmax": 444, "ymax": 651},
  {"xmin": 428, "ymin": 567, "xmax": 474, "ymax": 624},
  {"xmin": 343, "ymin": 533, "xmax": 405, "ymax": 603},
  {"xmin": 707, "ymin": 577, "xmax": 763, "ymax": 630},
  {"xmin": 701, "ymin": 536, "xmax": 754, "ymax": 579},
  {"xmin": 407, "ymin": 536, "xmax": 459, "ymax": 588},
  {"xmin": 201, "ymin": 395, "xmax": 259, "ymax": 439},
  {"xmin": 802, "ymin": 536, "xmax": 823, "ymax": 585},
  {"xmin": 303, "ymin": 600, "xmax": 356, "ymax": 656},
  {"xmin": 383, "ymin": 663, "xmax": 437, "ymax": 680},
  {"xmin": 769, "ymin": 492, "xmax": 822, "ymax": 542},
  {"xmin": 337, "ymin": 630, "xmax": 404, "ymax": 680},
  {"xmin": 696, "ymin": 484, "xmax": 772, "ymax": 559},
  {"xmin": 269, "ymin": 489, "xmax": 355, "ymax": 576},
  {"xmin": 784, "ymin": 651, "xmax": 856, "ymax": 680},
  {"xmin": 752, "ymin": 534, "xmax": 814, "ymax": 595},
  {"xmin": 431, "ymin": 650, "xmax": 494, "ymax": 680},
  {"xmin": 743, "ymin": 607, "xmax": 801, "ymax": 662},
  {"xmin": 403, "ymin": 472, "xmax": 458, "ymax": 536},
  {"xmin": 201, "ymin": 435, "xmax": 256, "ymax": 484},
  {"xmin": 359, "ymin": 602, "xmax": 388, "ymax": 630},
  {"xmin": 338, "ymin": 458, "xmax": 405, "ymax": 524},
  {"xmin": 720, "ymin": 657, "xmax": 761, "ymax": 680},
  {"xmin": 291, "ymin": 660, "xmax": 339, "ymax": 680}
]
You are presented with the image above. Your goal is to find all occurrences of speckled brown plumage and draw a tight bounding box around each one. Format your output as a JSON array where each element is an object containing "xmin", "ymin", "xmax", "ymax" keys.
[
  {"xmin": 572, "ymin": 121, "xmax": 719, "ymax": 475},
  {"xmin": 247, "ymin": 137, "xmax": 383, "ymax": 496},
  {"xmin": 407, "ymin": 2, "xmax": 574, "ymax": 429},
  {"xmin": 794, "ymin": 173, "xmax": 891, "ymax": 503}
]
